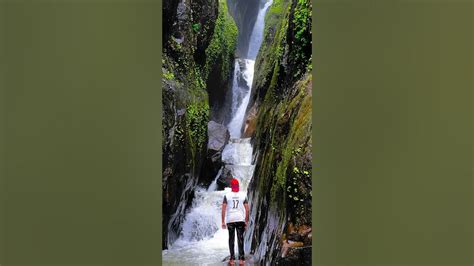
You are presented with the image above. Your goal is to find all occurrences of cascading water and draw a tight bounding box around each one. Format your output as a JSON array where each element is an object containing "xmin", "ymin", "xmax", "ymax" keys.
[
  {"xmin": 162, "ymin": 139, "xmax": 255, "ymax": 265},
  {"xmin": 227, "ymin": 59, "xmax": 255, "ymax": 138},
  {"xmin": 163, "ymin": 0, "xmax": 272, "ymax": 264},
  {"xmin": 227, "ymin": 0, "xmax": 273, "ymax": 138},
  {"xmin": 247, "ymin": 0, "xmax": 273, "ymax": 60}
]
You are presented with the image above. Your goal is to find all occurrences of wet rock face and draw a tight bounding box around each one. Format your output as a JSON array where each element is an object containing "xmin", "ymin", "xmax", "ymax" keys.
[
  {"xmin": 281, "ymin": 223, "xmax": 312, "ymax": 261},
  {"xmin": 277, "ymin": 246, "xmax": 312, "ymax": 265},
  {"xmin": 242, "ymin": 105, "xmax": 257, "ymax": 137},
  {"xmin": 216, "ymin": 166, "xmax": 233, "ymax": 189},
  {"xmin": 200, "ymin": 121, "xmax": 230, "ymax": 187},
  {"xmin": 227, "ymin": 0, "xmax": 261, "ymax": 57},
  {"xmin": 207, "ymin": 65, "xmax": 234, "ymax": 124},
  {"xmin": 162, "ymin": 0, "xmax": 238, "ymax": 249},
  {"xmin": 164, "ymin": 0, "xmax": 218, "ymax": 66},
  {"xmin": 162, "ymin": 79, "xmax": 189, "ymax": 249},
  {"xmin": 244, "ymin": 0, "xmax": 312, "ymax": 263},
  {"xmin": 205, "ymin": 0, "xmax": 238, "ymax": 124},
  {"xmin": 192, "ymin": 0, "xmax": 219, "ymax": 65},
  {"xmin": 163, "ymin": 0, "xmax": 180, "ymax": 47},
  {"xmin": 208, "ymin": 121, "xmax": 230, "ymax": 151},
  {"xmin": 162, "ymin": 0, "xmax": 219, "ymax": 249}
]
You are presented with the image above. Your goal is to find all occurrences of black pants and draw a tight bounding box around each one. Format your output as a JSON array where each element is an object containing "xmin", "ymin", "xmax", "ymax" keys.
[{"xmin": 227, "ymin": 221, "xmax": 245, "ymax": 260}]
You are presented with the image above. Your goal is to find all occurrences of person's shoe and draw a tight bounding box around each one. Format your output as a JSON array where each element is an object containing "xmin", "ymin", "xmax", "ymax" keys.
[
  {"xmin": 229, "ymin": 259, "xmax": 235, "ymax": 265},
  {"xmin": 239, "ymin": 260, "xmax": 245, "ymax": 265}
]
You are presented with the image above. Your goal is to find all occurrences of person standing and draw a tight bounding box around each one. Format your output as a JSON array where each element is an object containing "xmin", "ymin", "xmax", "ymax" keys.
[{"xmin": 222, "ymin": 178, "xmax": 249, "ymax": 265}]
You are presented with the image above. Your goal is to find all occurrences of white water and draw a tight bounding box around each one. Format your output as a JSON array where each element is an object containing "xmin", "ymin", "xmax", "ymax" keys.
[
  {"xmin": 227, "ymin": 59, "xmax": 255, "ymax": 138},
  {"xmin": 247, "ymin": 0, "xmax": 274, "ymax": 60},
  {"xmin": 227, "ymin": 0, "xmax": 273, "ymax": 139},
  {"xmin": 163, "ymin": 0, "xmax": 272, "ymax": 264},
  {"xmin": 163, "ymin": 139, "xmax": 255, "ymax": 265}
]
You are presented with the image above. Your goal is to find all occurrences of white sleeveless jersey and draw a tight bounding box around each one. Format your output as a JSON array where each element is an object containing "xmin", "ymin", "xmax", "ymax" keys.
[{"xmin": 223, "ymin": 191, "xmax": 247, "ymax": 223}]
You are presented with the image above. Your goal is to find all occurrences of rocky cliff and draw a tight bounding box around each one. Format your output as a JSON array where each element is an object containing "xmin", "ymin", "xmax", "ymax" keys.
[
  {"xmin": 244, "ymin": 0, "xmax": 313, "ymax": 264},
  {"xmin": 162, "ymin": 0, "xmax": 313, "ymax": 263},
  {"xmin": 226, "ymin": 0, "xmax": 261, "ymax": 58},
  {"xmin": 162, "ymin": 0, "xmax": 237, "ymax": 248}
]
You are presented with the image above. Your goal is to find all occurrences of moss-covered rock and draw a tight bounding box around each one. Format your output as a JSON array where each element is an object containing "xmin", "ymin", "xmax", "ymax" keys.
[
  {"xmin": 162, "ymin": 0, "xmax": 237, "ymax": 249},
  {"xmin": 244, "ymin": 0, "xmax": 312, "ymax": 263},
  {"xmin": 226, "ymin": 0, "xmax": 261, "ymax": 57},
  {"xmin": 204, "ymin": 0, "xmax": 238, "ymax": 122}
]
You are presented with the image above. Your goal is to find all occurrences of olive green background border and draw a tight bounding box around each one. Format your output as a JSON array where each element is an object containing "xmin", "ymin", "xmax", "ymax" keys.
[
  {"xmin": 313, "ymin": 0, "xmax": 472, "ymax": 265},
  {"xmin": 0, "ymin": 0, "xmax": 472, "ymax": 265},
  {"xmin": 1, "ymin": 1, "xmax": 162, "ymax": 264}
]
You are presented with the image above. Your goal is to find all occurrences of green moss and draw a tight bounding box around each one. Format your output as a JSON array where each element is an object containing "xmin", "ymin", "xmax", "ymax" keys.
[
  {"xmin": 204, "ymin": 0, "xmax": 238, "ymax": 80},
  {"xmin": 165, "ymin": 0, "xmax": 235, "ymax": 173},
  {"xmin": 163, "ymin": 0, "xmax": 241, "ymax": 189},
  {"xmin": 163, "ymin": 70, "xmax": 175, "ymax": 80},
  {"xmin": 289, "ymin": 0, "xmax": 312, "ymax": 76},
  {"xmin": 293, "ymin": 0, "xmax": 310, "ymax": 42},
  {"xmin": 192, "ymin": 23, "xmax": 201, "ymax": 33},
  {"xmin": 185, "ymin": 100, "xmax": 209, "ymax": 162},
  {"xmin": 253, "ymin": 0, "xmax": 312, "ymax": 98},
  {"xmin": 253, "ymin": 0, "xmax": 291, "ymax": 100},
  {"xmin": 263, "ymin": 0, "xmax": 290, "ymax": 37},
  {"xmin": 262, "ymin": 74, "xmax": 312, "ymax": 212},
  {"xmin": 244, "ymin": 0, "xmax": 314, "ymax": 231},
  {"xmin": 183, "ymin": 0, "xmax": 238, "ymax": 155}
]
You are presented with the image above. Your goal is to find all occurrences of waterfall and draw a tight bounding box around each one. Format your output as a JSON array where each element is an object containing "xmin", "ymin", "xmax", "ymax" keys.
[
  {"xmin": 163, "ymin": 0, "xmax": 272, "ymax": 264},
  {"xmin": 247, "ymin": 0, "xmax": 273, "ymax": 60},
  {"xmin": 227, "ymin": 0, "xmax": 273, "ymax": 138},
  {"xmin": 227, "ymin": 59, "xmax": 255, "ymax": 138},
  {"xmin": 163, "ymin": 139, "xmax": 255, "ymax": 265}
]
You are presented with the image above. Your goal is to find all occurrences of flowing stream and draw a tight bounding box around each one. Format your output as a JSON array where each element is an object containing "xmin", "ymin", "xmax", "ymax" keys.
[
  {"xmin": 227, "ymin": 0, "xmax": 273, "ymax": 138},
  {"xmin": 162, "ymin": 139, "xmax": 254, "ymax": 265},
  {"xmin": 163, "ymin": 0, "xmax": 272, "ymax": 264}
]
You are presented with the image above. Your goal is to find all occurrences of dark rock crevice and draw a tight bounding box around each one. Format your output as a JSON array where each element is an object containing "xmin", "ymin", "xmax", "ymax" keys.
[
  {"xmin": 227, "ymin": 0, "xmax": 261, "ymax": 57},
  {"xmin": 162, "ymin": 0, "xmax": 313, "ymax": 265},
  {"xmin": 200, "ymin": 121, "xmax": 230, "ymax": 187},
  {"xmin": 162, "ymin": 0, "xmax": 238, "ymax": 249}
]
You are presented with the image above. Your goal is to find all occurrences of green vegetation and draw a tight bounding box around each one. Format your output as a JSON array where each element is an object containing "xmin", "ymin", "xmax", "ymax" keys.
[
  {"xmin": 290, "ymin": 0, "xmax": 312, "ymax": 75},
  {"xmin": 252, "ymin": 0, "xmax": 290, "ymax": 101},
  {"xmin": 204, "ymin": 0, "xmax": 238, "ymax": 80},
  {"xmin": 191, "ymin": 66, "xmax": 206, "ymax": 91},
  {"xmin": 263, "ymin": 0, "xmax": 288, "ymax": 35},
  {"xmin": 192, "ymin": 23, "xmax": 201, "ymax": 33},
  {"xmin": 175, "ymin": 125, "xmax": 185, "ymax": 144},
  {"xmin": 185, "ymin": 100, "xmax": 209, "ymax": 162},
  {"xmin": 163, "ymin": 70, "xmax": 175, "ymax": 80},
  {"xmin": 253, "ymin": 0, "xmax": 312, "ymax": 101},
  {"xmin": 293, "ymin": 0, "xmax": 311, "ymax": 43},
  {"xmin": 269, "ymin": 75, "xmax": 312, "ymax": 207},
  {"xmin": 163, "ymin": 0, "xmax": 237, "ymax": 177},
  {"xmin": 250, "ymin": 0, "xmax": 312, "ymax": 224},
  {"xmin": 288, "ymin": 166, "xmax": 310, "ymax": 203},
  {"xmin": 181, "ymin": 64, "xmax": 209, "ymax": 162}
]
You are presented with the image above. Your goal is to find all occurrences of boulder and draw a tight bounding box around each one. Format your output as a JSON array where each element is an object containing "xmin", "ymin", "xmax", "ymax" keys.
[
  {"xmin": 243, "ymin": 104, "xmax": 258, "ymax": 138},
  {"xmin": 208, "ymin": 121, "xmax": 230, "ymax": 152},
  {"xmin": 216, "ymin": 166, "xmax": 233, "ymax": 189},
  {"xmin": 200, "ymin": 121, "xmax": 230, "ymax": 187}
]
